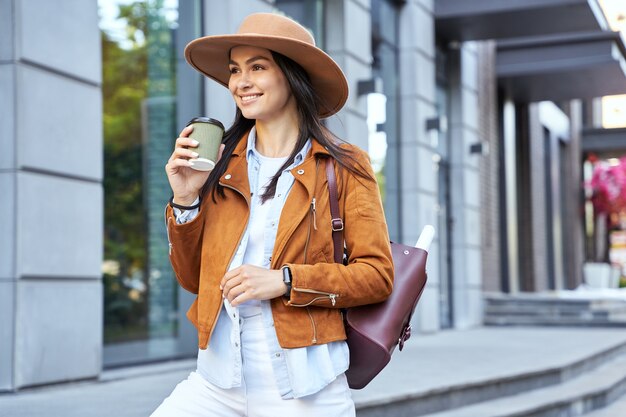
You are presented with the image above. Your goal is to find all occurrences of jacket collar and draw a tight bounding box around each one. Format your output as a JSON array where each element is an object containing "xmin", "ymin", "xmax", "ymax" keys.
[
  {"xmin": 230, "ymin": 128, "xmax": 332, "ymax": 159},
  {"xmin": 220, "ymin": 129, "xmax": 333, "ymax": 203},
  {"xmin": 218, "ymin": 135, "xmax": 250, "ymax": 202}
]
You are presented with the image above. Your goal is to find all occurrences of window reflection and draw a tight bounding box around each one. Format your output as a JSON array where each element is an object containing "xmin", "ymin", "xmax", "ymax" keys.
[{"xmin": 99, "ymin": 0, "xmax": 179, "ymax": 345}]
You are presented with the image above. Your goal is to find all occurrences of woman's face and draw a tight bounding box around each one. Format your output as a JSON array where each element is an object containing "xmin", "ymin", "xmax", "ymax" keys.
[{"xmin": 228, "ymin": 45, "xmax": 296, "ymax": 122}]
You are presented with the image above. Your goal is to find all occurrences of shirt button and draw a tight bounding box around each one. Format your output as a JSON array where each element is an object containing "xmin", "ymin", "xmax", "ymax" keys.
[
  {"xmin": 233, "ymin": 313, "xmax": 236, "ymax": 318},
  {"xmin": 275, "ymin": 353, "xmax": 281, "ymax": 358},
  {"xmin": 271, "ymin": 221, "xmax": 276, "ymax": 227},
  {"xmin": 235, "ymin": 342, "xmax": 239, "ymax": 347},
  {"xmin": 277, "ymin": 193, "xmax": 281, "ymax": 197},
  {"xmin": 297, "ymin": 169, "xmax": 304, "ymax": 175},
  {"xmin": 225, "ymin": 174, "xmax": 232, "ymax": 180}
]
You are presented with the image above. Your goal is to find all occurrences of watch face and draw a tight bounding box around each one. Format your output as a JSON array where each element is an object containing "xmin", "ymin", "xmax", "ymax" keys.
[{"xmin": 282, "ymin": 267, "xmax": 291, "ymax": 284}]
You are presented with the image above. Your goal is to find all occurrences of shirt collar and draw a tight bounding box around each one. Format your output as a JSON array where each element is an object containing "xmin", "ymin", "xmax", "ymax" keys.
[{"xmin": 246, "ymin": 125, "xmax": 311, "ymax": 168}]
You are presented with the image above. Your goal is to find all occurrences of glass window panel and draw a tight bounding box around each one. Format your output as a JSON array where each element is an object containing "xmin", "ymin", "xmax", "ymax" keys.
[{"xmin": 99, "ymin": 0, "xmax": 201, "ymax": 366}]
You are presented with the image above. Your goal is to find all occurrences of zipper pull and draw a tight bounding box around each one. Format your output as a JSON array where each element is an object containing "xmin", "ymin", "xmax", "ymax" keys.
[
  {"xmin": 311, "ymin": 198, "xmax": 317, "ymax": 230},
  {"xmin": 168, "ymin": 242, "xmax": 173, "ymax": 256},
  {"xmin": 329, "ymin": 294, "xmax": 336, "ymax": 306}
]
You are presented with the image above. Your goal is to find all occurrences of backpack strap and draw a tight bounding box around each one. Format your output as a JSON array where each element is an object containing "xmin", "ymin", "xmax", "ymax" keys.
[{"xmin": 325, "ymin": 158, "xmax": 344, "ymax": 264}]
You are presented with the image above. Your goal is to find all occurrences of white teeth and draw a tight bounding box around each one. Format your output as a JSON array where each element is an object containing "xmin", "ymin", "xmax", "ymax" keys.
[{"xmin": 241, "ymin": 94, "xmax": 260, "ymax": 102}]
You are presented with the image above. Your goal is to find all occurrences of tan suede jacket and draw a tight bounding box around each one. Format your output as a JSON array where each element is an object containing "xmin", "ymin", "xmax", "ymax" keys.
[{"xmin": 165, "ymin": 135, "xmax": 394, "ymax": 349}]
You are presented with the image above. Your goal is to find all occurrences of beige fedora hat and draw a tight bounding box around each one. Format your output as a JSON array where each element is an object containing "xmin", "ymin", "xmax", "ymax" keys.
[{"xmin": 184, "ymin": 13, "xmax": 348, "ymax": 118}]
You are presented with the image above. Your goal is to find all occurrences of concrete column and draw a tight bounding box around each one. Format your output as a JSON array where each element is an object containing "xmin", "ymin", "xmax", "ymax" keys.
[
  {"xmin": 0, "ymin": 0, "xmax": 103, "ymax": 391},
  {"xmin": 448, "ymin": 42, "xmax": 483, "ymax": 329},
  {"xmin": 528, "ymin": 104, "xmax": 551, "ymax": 291},
  {"xmin": 477, "ymin": 41, "xmax": 502, "ymax": 293},
  {"xmin": 397, "ymin": 0, "xmax": 440, "ymax": 332},
  {"xmin": 529, "ymin": 102, "xmax": 571, "ymax": 292},
  {"xmin": 324, "ymin": 0, "xmax": 371, "ymax": 151},
  {"xmin": 566, "ymin": 100, "xmax": 585, "ymax": 289}
]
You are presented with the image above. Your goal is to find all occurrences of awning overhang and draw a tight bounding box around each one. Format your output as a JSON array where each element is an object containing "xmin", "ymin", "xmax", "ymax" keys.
[
  {"xmin": 583, "ymin": 127, "xmax": 626, "ymax": 157},
  {"xmin": 496, "ymin": 31, "xmax": 626, "ymax": 103},
  {"xmin": 435, "ymin": 0, "xmax": 608, "ymax": 41}
]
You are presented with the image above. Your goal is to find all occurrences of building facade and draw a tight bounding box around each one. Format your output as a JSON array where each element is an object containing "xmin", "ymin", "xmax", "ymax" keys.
[{"xmin": 1, "ymin": 0, "xmax": 624, "ymax": 391}]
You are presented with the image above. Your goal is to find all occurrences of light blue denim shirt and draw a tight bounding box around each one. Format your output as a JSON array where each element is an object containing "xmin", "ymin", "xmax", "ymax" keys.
[{"xmin": 194, "ymin": 127, "xmax": 349, "ymax": 399}]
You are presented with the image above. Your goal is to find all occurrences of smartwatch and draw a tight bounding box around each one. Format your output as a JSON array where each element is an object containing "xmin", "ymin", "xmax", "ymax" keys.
[{"xmin": 281, "ymin": 266, "xmax": 292, "ymax": 299}]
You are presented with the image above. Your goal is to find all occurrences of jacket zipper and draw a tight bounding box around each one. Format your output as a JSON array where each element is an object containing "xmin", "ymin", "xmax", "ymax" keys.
[
  {"xmin": 311, "ymin": 197, "xmax": 317, "ymax": 230},
  {"xmin": 290, "ymin": 287, "xmax": 338, "ymax": 306},
  {"xmin": 164, "ymin": 206, "xmax": 173, "ymax": 255},
  {"xmin": 302, "ymin": 159, "xmax": 321, "ymax": 264},
  {"xmin": 306, "ymin": 307, "xmax": 317, "ymax": 344},
  {"xmin": 303, "ymin": 198, "xmax": 316, "ymax": 264}
]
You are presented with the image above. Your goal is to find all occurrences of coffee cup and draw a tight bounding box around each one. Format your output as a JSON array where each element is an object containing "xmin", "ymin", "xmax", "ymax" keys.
[{"xmin": 186, "ymin": 117, "xmax": 225, "ymax": 171}]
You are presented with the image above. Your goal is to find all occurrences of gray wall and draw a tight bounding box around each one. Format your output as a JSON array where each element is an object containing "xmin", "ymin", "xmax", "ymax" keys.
[{"xmin": 0, "ymin": 0, "xmax": 103, "ymax": 391}]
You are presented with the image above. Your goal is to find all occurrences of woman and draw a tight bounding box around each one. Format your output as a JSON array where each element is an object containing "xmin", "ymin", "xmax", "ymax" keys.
[{"xmin": 153, "ymin": 12, "xmax": 393, "ymax": 417}]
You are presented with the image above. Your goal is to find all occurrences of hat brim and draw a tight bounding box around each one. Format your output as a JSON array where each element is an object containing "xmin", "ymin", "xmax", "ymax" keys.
[{"xmin": 184, "ymin": 34, "xmax": 348, "ymax": 118}]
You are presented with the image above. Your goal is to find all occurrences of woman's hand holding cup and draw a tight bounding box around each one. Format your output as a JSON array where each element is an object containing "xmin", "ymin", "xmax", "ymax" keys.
[{"xmin": 166, "ymin": 124, "xmax": 225, "ymax": 206}]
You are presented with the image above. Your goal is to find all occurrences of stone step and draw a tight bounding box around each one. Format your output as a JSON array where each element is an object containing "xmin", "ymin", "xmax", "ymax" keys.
[
  {"xmin": 484, "ymin": 316, "xmax": 626, "ymax": 327},
  {"xmin": 485, "ymin": 298, "xmax": 592, "ymax": 308},
  {"xmin": 584, "ymin": 392, "xmax": 626, "ymax": 417},
  {"xmin": 484, "ymin": 295, "xmax": 626, "ymax": 308},
  {"xmin": 485, "ymin": 299, "xmax": 626, "ymax": 312},
  {"xmin": 354, "ymin": 332, "xmax": 626, "ymax": 417},
  {"xmin": 485, "ymin": 305, "xmax": 613, "ymax": 318},
  {"xmin": 417, "ymin": 353, "xmax": 626, "ymax": 417},
  {"xmin": 484, "ymin": 295, "xmax": 626, "ymax": 327}
]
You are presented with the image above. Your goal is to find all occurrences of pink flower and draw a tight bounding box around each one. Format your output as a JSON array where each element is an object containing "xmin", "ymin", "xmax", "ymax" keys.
[{"xmin": 589, "ymin": 157, "xmax": 626, "ymax": 215}]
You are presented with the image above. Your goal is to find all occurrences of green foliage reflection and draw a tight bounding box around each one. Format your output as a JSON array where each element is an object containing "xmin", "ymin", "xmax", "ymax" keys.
[{"xmin": 101, "ymin": 1, "xmax": 149, "ymax": 343}]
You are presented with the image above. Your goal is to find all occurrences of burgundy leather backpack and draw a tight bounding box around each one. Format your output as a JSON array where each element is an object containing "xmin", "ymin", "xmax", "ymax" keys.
[{"xmin": 325, "ymin": 158, "xmax": 431, "ymax": 389}]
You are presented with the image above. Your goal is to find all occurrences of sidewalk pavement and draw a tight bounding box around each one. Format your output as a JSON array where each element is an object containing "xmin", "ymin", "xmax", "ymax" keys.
[{"xmin": 2, "ymin": 326, "xmax": 626, "ymax": 417}]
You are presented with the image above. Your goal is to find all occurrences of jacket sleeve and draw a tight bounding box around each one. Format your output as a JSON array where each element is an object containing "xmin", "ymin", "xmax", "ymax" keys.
[
  {"xmin": 284, "ymin": 150, "xmax": 394, "ymax": 308},
  {"xmin": 165, "ymin": 203, "xmax": 206, "ymax": 294}
]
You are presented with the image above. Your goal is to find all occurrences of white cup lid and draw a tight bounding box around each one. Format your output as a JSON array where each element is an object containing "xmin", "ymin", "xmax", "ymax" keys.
[{"xmin": 189, "ymin": 158, "xmax": 215, "ymax": 171}]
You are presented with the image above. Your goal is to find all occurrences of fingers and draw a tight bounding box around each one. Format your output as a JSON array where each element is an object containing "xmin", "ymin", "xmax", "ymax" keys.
[
  {"xmin": 167, "ymin": 135, "xmax": 200, "ymax": 170},
  {"xmin": 230, "ymin": 291, "xmax": 251, "ymax": 307},
  {"xmin": 166, "ymin": 158, "xmax": 193, "ymax": 171},
  {"xmin": 220, "ymin": 266, "xmax": 285, "ymax": 306},
  {"xmin": 221, "ymin": 266, "xmax": 255, "ymax": 306},
  {"xmin": 222, "ymin": 274, "xmax": 247, "ymax": 305},
  {"xmin": 175, "ymin": 136, "xmax": 199, "ymax": 149},
  {"xmin": 179, "ymin": 125, "xmax": 194, "ymax": 137},
  {"xmin": 170, "ymin": 147, "xmax": 199, "ymax": 162},
  {"xmin": 221, "ymin": 266, "xmax": 244, "ymax": 294}
]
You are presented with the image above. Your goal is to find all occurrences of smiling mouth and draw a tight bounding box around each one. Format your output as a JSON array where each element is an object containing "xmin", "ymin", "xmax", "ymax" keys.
[{"xmin": 241, "ymin": 94, "xmax": 262, "ymax": 103}]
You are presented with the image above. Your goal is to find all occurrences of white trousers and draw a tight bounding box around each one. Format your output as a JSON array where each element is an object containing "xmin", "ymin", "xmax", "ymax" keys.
[{"xmin": 150, "ymin": 314, "xmax": 355, "ymax": 417}]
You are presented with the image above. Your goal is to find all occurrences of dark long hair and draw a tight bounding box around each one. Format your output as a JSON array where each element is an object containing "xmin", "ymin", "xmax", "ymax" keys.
[{"xmin": 201, "ymin": 50, "xmax": 370, "ymax": 203}]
